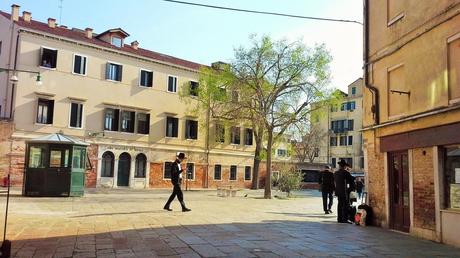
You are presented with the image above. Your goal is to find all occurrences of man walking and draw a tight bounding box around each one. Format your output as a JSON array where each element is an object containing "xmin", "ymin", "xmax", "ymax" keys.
[
  {"xmin": 318, "ymin": 165, "xmax": 335, "ymax": 214},
  {"xmin": 334, "ymin": 159, "xmax": 354, "ymax": 223},
  {"xmin": 163, "ymin": 152, "xmax": 191, "ymax": 212}
]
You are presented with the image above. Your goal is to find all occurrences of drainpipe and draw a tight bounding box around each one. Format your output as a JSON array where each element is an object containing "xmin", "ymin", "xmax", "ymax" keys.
[
  {"xmin": 9, "ymin": 32, "xmax": 20, "ymax": 120},
  {"xmin": 364, "ymin": 0, "xmax": 380, "ymax": 125}
]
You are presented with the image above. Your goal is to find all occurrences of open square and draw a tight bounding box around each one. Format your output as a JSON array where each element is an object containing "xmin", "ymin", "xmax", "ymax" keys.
[{"xmin": 4, "ymin": 189, "xmax": 460, "ymax": 257}]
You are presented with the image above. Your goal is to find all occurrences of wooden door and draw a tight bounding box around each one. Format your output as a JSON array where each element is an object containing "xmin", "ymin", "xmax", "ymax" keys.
[
  {"xmin": 117, "ymin": 152, "xmax": 131, "ymax": 187},
  {"xmin": 389, "ymin": 151, "xmax": 410, "ymax": 232}
]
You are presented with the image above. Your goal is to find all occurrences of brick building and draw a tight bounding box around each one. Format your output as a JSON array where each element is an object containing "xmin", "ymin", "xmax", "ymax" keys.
[
  {"xmin": 0, "ymin": 5, "xmax": 267, "ymax": 190},
  {"xmin": 363, "ymin": 0, "xmax": 460, "ymax": 247}
]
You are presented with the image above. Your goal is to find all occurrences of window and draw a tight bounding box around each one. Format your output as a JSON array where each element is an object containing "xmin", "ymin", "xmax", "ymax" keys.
[
  {"xmin": 330, "ymin": 137, "xmax": 337, "ymax": 146},
  {"xmin": 387, "ymin": 0, "xmax": 404, "ymax": 25},
  {"xmin": 40, "ymin": 47, "xmax": 57, "ymax": 68},
  {"xmin": 331, "ymin": 158, "xmax": 337, "ymax": 168},
  {"xmin": 349, "ymin": 101, "xmax": 356, "ymax": 110},
  {"xmin": 36, "ymin": 98, "xmax": 54, "ymax": 124},
  {"xmin": 215, "ymin": 124, "xmax": 225, "ymax": 143},
  {"xmin": 190, "ymin": 81, "xmax": 199, "ymax": 96},
  {"xmin": 330, "ymin": 105, "xmax": 338, "ymax": 112},
  {"xmin": 73, "ymin": 54, "xmax": 87, "ymax": 75},
  {"xmin": 186, "ymin": 163, "xmax": 194, "ymax": 180},
  {"xmin": 137, "ymin": 113, "xmax": 150, "ymax": 134},
  {"xmin": 245, "ymin": 128, "xmax": 253, "ymax": 145},
  {"xmin": 444, "ymin": 145, "xmax": 460, "ymax": 209},
  {"xmin": 101, "ymin": 151, "xmax": 115, "ymax": 177},
  {"xmin": 331, "ymin": 120, "xmax": 354, "ymax": 133},
  {"xmin": 166, "ymin": 117, "xmax": 178, "ymax": 137},
  {"xmin": 185, "ymin": 120, "xmax": 198, "ymax": 140},
  {"xmin": 168, "ymin": 76, "xmax": 177, "ymax": 92},
  {"xmin": 352, "ymin": 87, "xmax": 356, "ymax": 95},
  {"xmin": 388, "ymin": 64, "xmax": 407, "ymax": 117},
  {"xmin": 245, "ymin": 166, "xmax": 251, "ymax": 181},
  {"xmin": 348, "ymin": 135, "xmax": 353, "ymax": 146},
  {"xmin": 120, "ymin": 111, "xmax": 135, "ymax": 133},
  {"xmin": 28, "ymin": 145, "xmax": 46, "ymax": 168},
  {"xmin": 69, "ymin": 102, "xmax": 83, "ymax": 128},
  {"xmin": 164, "ymin": 162, "xmax": 173, "ymax": 179},
  {"xmin": 314, "ymin": 148, "xmax": 319, "ymax": 157},
  {"xmin": 72, "ymin": 147, "xmax": 86, "ymax": 170},
  {"xmin": 135, "ymin": 154, "xmax": 147, "ymax": 178},
  {"xmin": 339, "ymin": 136, "xmax": 347, "ymax": 146},
  {"xmin": 49, "ymin": 149, "xmax": 69, "ymax": 168},
  {"xmin": 104, "ymin": 108, "xmax": 119, "ymax": 131},
  {"xmin": 360, "ymin": 157, "xmax": 365, "ymax": 169},
  {"xmin": 230, "ymin": 165, "xmax": 237, "ymax": 180},
  {"xmin": 111, "ymin": 36, "xmax": 122, "ymax": 47},
  {"xmin": 448, "ymin": 36, "xmax": 460, "ymax": 101},
  {"xmin": 106, "ymin": 62, "xmax": 122, "ymax": 82},
  {"xmin": 140, "ymin": 70, "xmax": 153, "ymax": 87},
  {"xmin": 214, "ymin": 164, "xmax": 222, "ymax": 180},
  {"xmin": 231, "ymin": 126, "xmax": 240, "ymax": 144},
  {"xmin": 277, "ymin": 149, "xmax": 287, "ymax": 157}
]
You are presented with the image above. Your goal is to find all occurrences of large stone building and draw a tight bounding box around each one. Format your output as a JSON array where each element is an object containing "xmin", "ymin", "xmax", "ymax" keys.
[
  {"xmin": 0, "ymin": 5, "xmax": 262, "ymax": 190},
  {"xmin": 363, "ymin": 0, "xmax": 460, "ymax": 247},
  {"xmin": 314, "ymin": 78, "xmax": 364, "ymax": 174}
]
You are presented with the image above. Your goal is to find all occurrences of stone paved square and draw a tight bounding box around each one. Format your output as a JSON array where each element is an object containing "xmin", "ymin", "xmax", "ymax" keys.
[{"xmin": 2, "ymin": 188, "xmax": 460, "ymax": 257}]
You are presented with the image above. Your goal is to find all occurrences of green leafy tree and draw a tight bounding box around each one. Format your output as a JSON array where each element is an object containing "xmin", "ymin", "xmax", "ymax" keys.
[{"xmin": 277, "ymin": 163, "xmax": 303, "ymax": 197}]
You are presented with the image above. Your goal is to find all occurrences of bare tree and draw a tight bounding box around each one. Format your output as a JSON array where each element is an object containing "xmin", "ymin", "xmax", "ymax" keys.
[{"xmin": 292, "ymin": 125, "xmax": 327, "ymax": 163}]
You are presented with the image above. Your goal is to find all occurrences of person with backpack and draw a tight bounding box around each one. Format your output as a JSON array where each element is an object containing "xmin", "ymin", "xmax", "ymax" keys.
[
  {"xmin": 334, "ymin": 159, "xmax": 355, "ymax": 223},
  {"xmin": 318, "ymin": 165, "xmax": 335, "ymax": 214},
  {"xmin": 163, "ymin": 152, "xmax": 191, "ymax": 212}
]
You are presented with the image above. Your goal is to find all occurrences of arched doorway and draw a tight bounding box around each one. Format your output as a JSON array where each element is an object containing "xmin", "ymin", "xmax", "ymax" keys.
[{"xmin": 117, "ymin": 152, "xmax": 131, "ymax": 186}]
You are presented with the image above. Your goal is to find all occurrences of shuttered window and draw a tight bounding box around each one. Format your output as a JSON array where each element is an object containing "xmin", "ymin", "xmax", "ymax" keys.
[
  {"xmin": 73, "ymin": 54, "xmax": 87, "ymax": 75},
  {"xmin": 140, "ymin": 70, "xmax": 153, "ymax": 87},
  {"xmin": 166, "ymin": 117, "xmax": 178, "ymax": 137},
  {"xmin": 106, "ymin": 63, "xmax": 122, "ymax": 81},
  {"xmin": 185, "ymin": 120, "xmax": 198, "ymax": 139},
  {"xmin": 69, "ymin": 102, "xmax": 83, "ymax": 128},
  {"xmin": 448, "ymin": 37, "xmax": 460, "ymax": 101}
]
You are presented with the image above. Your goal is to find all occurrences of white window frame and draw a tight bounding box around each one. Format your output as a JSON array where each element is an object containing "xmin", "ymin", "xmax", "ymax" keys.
[
  {"xmin": 167, "ymin": 75, "xmax": 178, "ymax": 93},
  {"xmin": 72, "ymin": 53, "xmax": 88, "ymax": 76},
  {"xmin": 106, "ymin": 61, "xmax": 123, "ymax": 83},
  {"xmin": 35, "ymin": 97, "xmax": 54, "ymax": 125},
  {"xmin": 229, "ymin": 165, "xmax": 238, "ymax": 181},
  {"xmin": 68, "ymin": 101, "xmax": 84, "ymax": 129},
  {"xmin": 139, "ymin": 68, "xmax": 153, "ymax": 88},
  {"xmin": 39, "ymin": 46, "xmax": 57, "ymax": 70},
  {"xmin": 110, "ymin": 36, "xmax": 123, "ymax": 48},
  {"xmin": 244, "ymin": 166, "xmax": 252, "ymax": 181},
  {"xmin": 186, "ymin": 162, "xmax": 195, "ymax": 181},
  {"xmin": 213, "ymin": 164, "xmax": 223, "ymax": 181}
]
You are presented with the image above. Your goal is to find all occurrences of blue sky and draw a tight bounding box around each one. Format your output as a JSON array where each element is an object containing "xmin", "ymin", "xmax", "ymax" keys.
[{"xmin": 1, "ymin": 0, "xmax": 363, "ymax": 91}]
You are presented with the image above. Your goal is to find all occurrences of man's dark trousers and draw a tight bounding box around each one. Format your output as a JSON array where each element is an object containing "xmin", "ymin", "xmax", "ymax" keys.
[
  {"xmin": 165, "ymin": 184, "xmax": 186, "ymax": 209},
  {"xmin": 322, "ymin": 191, "xmax": 333, "ymax": 212},
  {"xmin": 337, "ymin": 195, "xmax": 348, "ymax": 222}
]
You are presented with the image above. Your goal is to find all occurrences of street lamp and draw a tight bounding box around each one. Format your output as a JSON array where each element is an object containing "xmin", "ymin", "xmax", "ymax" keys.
[{"xmin": 0, "ymin": 67, "xmax": 42, "ymax": 86}]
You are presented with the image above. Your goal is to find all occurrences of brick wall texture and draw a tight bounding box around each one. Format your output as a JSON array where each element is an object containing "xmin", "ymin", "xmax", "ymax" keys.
[
  {"xmin": 365, "ymin": 142, "xmax": 387, "ymax": 227},
  {"xmin": 412, "ymin": 147, "xmax": 436, "ymax": 231},
  {"xmin": 85, "ymin": 144, "xmax": 98, "ymax": 188}
]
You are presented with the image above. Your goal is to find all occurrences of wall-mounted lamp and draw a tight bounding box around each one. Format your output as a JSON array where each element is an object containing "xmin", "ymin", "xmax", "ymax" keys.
[{"xmin": 0, "ymin": 67, "xmax": 42, "ymax": 86}]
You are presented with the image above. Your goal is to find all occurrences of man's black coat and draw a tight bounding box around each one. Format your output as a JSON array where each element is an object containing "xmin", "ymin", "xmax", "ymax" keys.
[{"xmin": 171, "ymin": 159, "xmax": 183, "ymax": 185}]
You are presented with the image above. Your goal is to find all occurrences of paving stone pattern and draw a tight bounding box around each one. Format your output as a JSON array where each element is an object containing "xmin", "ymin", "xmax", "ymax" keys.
[{"xmin": 1, "ymin": 188, "xmax": 459, "ymax": 257}]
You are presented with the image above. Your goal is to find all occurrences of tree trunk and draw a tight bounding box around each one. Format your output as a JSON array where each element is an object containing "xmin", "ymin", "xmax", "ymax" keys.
[
  {"xmin": 264, "ymin": 130, "xmax": 273, "ymax": 199},
  {"xmin": 252, "ymin": 126, "xmax": 264, "ymax": 190}
]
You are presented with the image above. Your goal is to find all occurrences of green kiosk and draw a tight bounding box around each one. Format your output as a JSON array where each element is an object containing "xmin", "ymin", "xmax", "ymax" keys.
[{"xmin": 23, "ymin": 133, "xmax": 89, "ymax": 197}]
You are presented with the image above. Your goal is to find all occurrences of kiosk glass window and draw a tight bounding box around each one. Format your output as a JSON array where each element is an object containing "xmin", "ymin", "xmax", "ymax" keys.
[
  {"xmin": 444, "ymin": 145, "xmax": 460, "ymax": 210},
  {"xmin": 29, "ymin": 146, "xmax": 46, "ymax": 168}
]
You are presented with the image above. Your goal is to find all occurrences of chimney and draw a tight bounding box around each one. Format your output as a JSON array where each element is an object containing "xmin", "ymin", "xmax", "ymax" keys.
[
  {"xmin": 85, "ymin": 28, "xmax": 93, "ymax": 39},
  {"xmin": 22, "ymin": 11, "xmax": 31, "ymax": 22},
  {"xmin": 47, "ymin": 18, "xmax": 56, "ymax": 28},
  {"xmin": 131, "ymin": 40, "xmax": 139, "ymax": 50},
  {"xmin": 11, "ymin": 4, "xmax": 20, "ymax": 22}
]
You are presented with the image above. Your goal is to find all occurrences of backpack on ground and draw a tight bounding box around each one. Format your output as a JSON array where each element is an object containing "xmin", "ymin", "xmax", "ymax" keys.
[{"xmin": 357, "ymin": 192, "xmax": 373, "ymax": 226}]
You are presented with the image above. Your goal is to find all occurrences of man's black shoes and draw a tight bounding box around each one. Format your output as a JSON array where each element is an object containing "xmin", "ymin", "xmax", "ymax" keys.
[
  {"xmin": 163, "ymin": 207, "xmax": 172, "ymax": 211},
  {"xmin": 182, "ymin": 208, "xmax": 191, "ymax": 212},
  {"xmin": 325, "ymin": 211, "xmax": 330, "ymax": 214}
]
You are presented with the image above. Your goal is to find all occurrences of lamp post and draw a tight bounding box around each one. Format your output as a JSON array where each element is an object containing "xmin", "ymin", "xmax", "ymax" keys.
[{"xmin": 0, "ymin": 67, "xmax": 42, "ymax": 119}]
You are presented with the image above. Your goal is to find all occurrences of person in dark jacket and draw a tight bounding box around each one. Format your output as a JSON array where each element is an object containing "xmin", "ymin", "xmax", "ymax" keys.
[
  {"xmin": 334, "ymin": 159, "xmax": 354, "ymax": 223},
  {"xmin": 318, "ymin": 165, "xmax": 335, "ymax": 214},
  {"xmin": 163, "ymin": 152, "xmax": 191, "ymax": 212},
  {"xmin": 356, "ymin": 178, "xmax": 364, "ymax": 201}
]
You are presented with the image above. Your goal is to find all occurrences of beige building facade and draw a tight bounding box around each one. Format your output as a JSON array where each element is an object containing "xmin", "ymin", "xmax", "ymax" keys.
[
  {"xmin": 0, "ymin": 5, "xmax": 261, "ymax": 190},
  {"xmin": 363, "ymin": 0, "xmax": 460, "ymax": 247},
  {"xmin": 314, "ymin": 78, "xmax": 364, "ymax": 174}
]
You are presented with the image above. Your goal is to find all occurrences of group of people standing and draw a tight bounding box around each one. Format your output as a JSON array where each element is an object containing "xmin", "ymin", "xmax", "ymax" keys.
[{"xmin": 318, "ymin": 159, "xmax": 365, "ymax": 223}]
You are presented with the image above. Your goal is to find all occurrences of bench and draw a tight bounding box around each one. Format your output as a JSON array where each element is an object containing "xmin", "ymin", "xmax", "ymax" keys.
[{"xmin": 217, "ymin": 185, "xmax": 239, "ymax": 197}]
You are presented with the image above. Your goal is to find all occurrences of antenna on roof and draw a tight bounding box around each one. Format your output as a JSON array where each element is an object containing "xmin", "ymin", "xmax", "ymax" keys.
[{"xmin": 58, "ymin": 0, "xmax": 63, "ymax": 24}]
